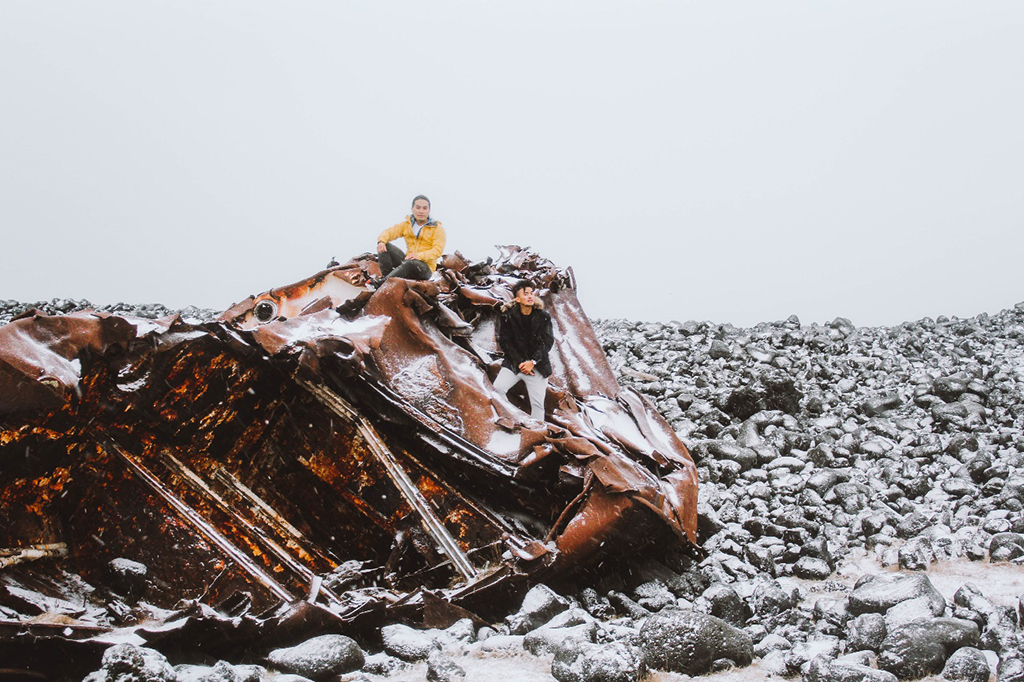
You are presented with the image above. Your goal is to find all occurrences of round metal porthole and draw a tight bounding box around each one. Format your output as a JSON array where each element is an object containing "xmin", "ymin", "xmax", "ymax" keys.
[{"xmin": 254, "ymin": 300, "xmax": 278, "ymax": 323}]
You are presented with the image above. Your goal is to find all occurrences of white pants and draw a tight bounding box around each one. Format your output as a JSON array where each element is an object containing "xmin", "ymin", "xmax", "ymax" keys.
[{"xmin": 493, "ymin": 367, "xmax": 548, "ymax": 421}]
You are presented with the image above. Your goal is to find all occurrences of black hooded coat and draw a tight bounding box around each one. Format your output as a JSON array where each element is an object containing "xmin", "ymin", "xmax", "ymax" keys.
[{"xmin": 498, "ymin": 305, "xmax": 554, "ymax": 378}]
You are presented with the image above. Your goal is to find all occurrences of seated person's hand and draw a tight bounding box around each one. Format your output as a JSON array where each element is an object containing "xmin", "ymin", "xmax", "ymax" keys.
[
  {"xmin": 519, "ymin": 360, "xmax": 535, "ymax": 375},
  {"xmin": 377, "ymin": 242, "xmax": 386, "ymax": 253},
  {"xmin": 405, "ymin": 252, "xmax": 418, "ymax": 260}
]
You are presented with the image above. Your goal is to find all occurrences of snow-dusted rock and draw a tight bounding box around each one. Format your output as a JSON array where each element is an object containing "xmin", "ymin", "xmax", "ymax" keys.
[
  {"xmin": 267, "ymin": 634, "xmax": 364, "ymax": 680},
  {"xmin": 524, "ymin": 621, "xmax": 596, "ymax": 656},
  {"xmin": 426, "ymin": 649, "xmax": 465, "ymax": 682},
  {"xmin": 700, "ymin": 583, "xmax": 748, "ymax": 626},
  {"xmin": 639, "ymin": 608, "xmax": 752, "ymax": 675},
  {"xmin": 632, "ymin": 581, "xmax": 675, "ymax": 612},
  {"xmin": 361, "ymin": 652, "xmax": 405, "ymax": 676},
  {"xmin": 990, "ymin": 532, "xmax": 1024, "ymax": 561},
  {"xmin": 381, "ymin": 623, "xmax": 440, "ymax": 661},
  {"xmin": 876, "ymin": 618, "xmax": 980, "ymax": 679},
  {"xmin": 174, "ymin": 662, "xmax": 237, "ymax": 682},
  {"xmin": 87, "ymin": 643, "xmax": 176, "ymax": 682},
  {"xmin": 848, "ymin": 573, "xmax": 946, "ymax": 616},
  {"xmin": 108, "ymin": 557, "xmax": 148, "ymax": 602},
  {"xmin": 551, "ymin": 640, "xmax": 645, "ymax": 682},
  {"xmin": 787, "ymin": 636, "xmax": 842, "ymax": 672},
  {"xmin": 942, "ymin": 646, "xmax": 991, "ymax": 682},
  {"xmin": 804, "ymin": 654, "xmax": 897, "ymax": 682},
  {"xmin": 233, "ymin": 664, "xmax": 266, "ymax": 682},
  {"xmin": 506, "ymin": 584, "xmax": 571, "ymax": 634}
]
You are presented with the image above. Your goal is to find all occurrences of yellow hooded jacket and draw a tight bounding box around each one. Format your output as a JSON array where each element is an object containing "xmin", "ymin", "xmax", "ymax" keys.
[{"xmin": 377, "ymin": 217, "xmax": 447, "ymax": 272}]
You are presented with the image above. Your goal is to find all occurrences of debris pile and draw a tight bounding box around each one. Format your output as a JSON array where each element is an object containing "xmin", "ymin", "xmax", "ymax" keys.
[{"xmin": 0, "ymin": 248, "xmax": 697, "ymax": 680}]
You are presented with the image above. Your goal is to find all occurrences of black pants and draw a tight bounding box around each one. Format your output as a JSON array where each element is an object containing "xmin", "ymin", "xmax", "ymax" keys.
[{"xmin": 378, "ymin": 242, "xmax": 431, "ymax": 280}]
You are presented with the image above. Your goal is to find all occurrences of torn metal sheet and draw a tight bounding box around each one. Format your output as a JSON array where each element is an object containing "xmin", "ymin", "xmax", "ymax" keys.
[{"xmin": 0, "ymin": 247, "xmax": 697, "ymax": 666}]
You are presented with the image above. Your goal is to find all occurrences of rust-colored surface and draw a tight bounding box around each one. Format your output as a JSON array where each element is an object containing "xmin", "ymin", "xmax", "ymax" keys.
[{"xmin": 0, "ymin": 247, "xmax": 697, "ymax": 666}]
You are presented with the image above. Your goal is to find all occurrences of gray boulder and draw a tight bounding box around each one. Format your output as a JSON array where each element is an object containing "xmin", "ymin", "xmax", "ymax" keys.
[
  {"xmin": 108, "ymin": 558, "xmax": 149, "ymax": 602},
  {"xmin": 444, "ymin": 617, "xmax": 476, "ymax": 643},
  {"xmin": 361, "ymin": 652, "xmax": 405, "ymax": 676},
  {"xmin": 885, "ymin": 595, "xmax": 942, "ymax": 627},
  {"xmin": 524, "ymin": 622, "xmax": 597, "ymax": 656},
  {"xmin": 751, "ymin": 579, "xmax": 798, "ymax": 618},
  {"xmin": 805, "ymin": 654, "xmax": 897, "ymax": 682},
  {"xmin": 633, "ymin": 581, "xmax": 675, "ymax": 612},
  {"xmin": 932, "ymin": 376, "xmax": 969, "ymax": 401},
  {"xmin": 639, "ymin": 608, "xmax": 753, "ymax": 675},
  {"xmin": 847, "ymin": 613, "xmax": 887, "ymax": 652},
  {"xmin": 794, "ymin": 556, "xmax": 833, "ymax": 579},
  {"xmin": 941, "ymin": 646, "xmax": 990, "ymax": 682},
  {"xmin": 813, "ymin": 598, "xmax": 851, "ymax": 635},
  {"xmin": 426, "ymin": 649, "xmax": 465, "ymax": 682},
  {"xmin": 507, "ymin": 584, "xmax": 571, "ymax": 634},
  {"xmin": 173, "ymin": 662, "xmax": 238, "ymax": 682},
  {"xmin": 381, "ymin": 623, "xmax": 440, "ymax": 661},
  {"xmin": 999, "ymin": 654, "xmax": 1024, "ymax": 682},
  {"xmin": 897, "ymin": 537, "xmax": 935, "ymax": 571},
  {"xmin": 702, "ymin": 583, "xmax": 748, "ymax": 626},
  {"xmin": 89, "ymin": 644, "xmax": 176, "ymax": 682},
  {"xmin": 759, "ymin": 649, "xmax": 792, "ymax": 676},
  {"xmin": 848, "ymin": 573, "xmax": 945, "ymax": 616},
  {"xmin": 709, "ymin": 340, "xmax": 732, "ymax": 360},
  {"xmin": 895, "ymin": 513, "xmax": 931, "ymax": 539},
  {"xmin": 233, "ymin": 665, "xmax": 266, "ymax": 682},
  {"xmin": 754, "ymin": 633, "xmax": 792, "ymax": 658},
  {"xmin": 551, "ymin": 641, "xmax": 645, "ymax": 682},
  {"xmin": 989, "ymin": 532, "xmax": 1024, "ymax": 562},
  {"xmin": 953, "ymin": 582, "xmax": 1008, "ymax": 629},
  {"xmin": 877, "ymin": 618, "xmax": 980, "ymax": 679},
  {"xmin": 787, "ymin": 637, "xmax": 842, "ymax": 671},
  {"xmin": 267, "ymin": 634, "xmax": 364, "ymax": 680},
  {"xmin": 721, "ymin": 368, "xmax": 803, "ymax": 419},
  {"xmin": 861, "ymin": 393, "xmax": 900, "ymax": 417},
  {"xmin": 692, "ymin": 440, "xmax": 758, "ymax": 470}
]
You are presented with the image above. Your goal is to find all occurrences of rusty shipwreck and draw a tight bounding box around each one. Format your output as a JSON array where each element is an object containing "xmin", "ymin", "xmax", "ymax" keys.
[{"xmin": 0, "ymin": 247, "xmax": 697, "ymax": 673}]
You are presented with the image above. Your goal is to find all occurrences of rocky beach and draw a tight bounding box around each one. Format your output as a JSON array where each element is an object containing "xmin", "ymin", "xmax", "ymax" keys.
[{"xmin": 4, "ymin": 297, "xmax": 1024, "ymax": 682}]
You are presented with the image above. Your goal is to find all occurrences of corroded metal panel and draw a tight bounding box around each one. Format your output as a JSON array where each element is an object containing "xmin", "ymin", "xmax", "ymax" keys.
[{"xmin": 0, "ymin": 247, "xmax": 698, "ymax": 652}]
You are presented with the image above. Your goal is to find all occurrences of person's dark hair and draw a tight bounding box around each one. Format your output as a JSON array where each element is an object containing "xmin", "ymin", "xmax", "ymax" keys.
[
  {"xmin": 411, "ymin": 194, "xmax": 431, "ymax": 208},
  {"xmin": 512, "ymin": 280, "xmax": 534, "ymax": 297}
]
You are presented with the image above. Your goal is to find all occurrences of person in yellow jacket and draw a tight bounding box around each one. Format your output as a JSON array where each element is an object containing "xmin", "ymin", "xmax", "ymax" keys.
[{"xmin": 375, "ymin": 195, "xmax": 446, "ymax": 282}]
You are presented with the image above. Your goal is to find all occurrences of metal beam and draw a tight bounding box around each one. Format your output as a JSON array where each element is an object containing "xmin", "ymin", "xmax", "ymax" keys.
[
  {"xmin": 296, "ymin": 379, "xmax": 478, "ymax": 582},
  {"xmin": 103, "ymin": 442, "xmax": 295, "ymax": 603}
]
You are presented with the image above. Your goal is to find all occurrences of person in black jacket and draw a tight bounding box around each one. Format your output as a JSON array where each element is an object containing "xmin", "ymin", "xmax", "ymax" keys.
[{"xmin": 493, "ymin": 280, "xmax": 554, "ymax": 422}]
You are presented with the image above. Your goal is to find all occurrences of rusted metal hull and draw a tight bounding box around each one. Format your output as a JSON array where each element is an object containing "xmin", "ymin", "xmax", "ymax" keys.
[{"xmin": 0, "ymin": 247, "xmax": 698, "ymax": 668}]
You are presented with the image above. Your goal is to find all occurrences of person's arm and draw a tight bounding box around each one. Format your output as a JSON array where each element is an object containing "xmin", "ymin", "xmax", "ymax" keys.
[
  {"xmin": 414, "ymin": 224, "xmax": 446, "ymax": 263},
  {"xmin": 377, "ymin": 221, "xmax": 408, "ymax": 248},
  {"xmin": 523, "ymin": 311, "xmax": 554, "ymax": 374},
  {"xmin": 497, "ymin": 311, "xmax": 524, "ymax": 368},
  {"xmin": 539, "ymin": 311, "xmax": 554, "ymax": 354}
]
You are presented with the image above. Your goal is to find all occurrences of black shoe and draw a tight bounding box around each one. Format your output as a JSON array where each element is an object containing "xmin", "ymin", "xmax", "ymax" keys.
[{"xmin": 365, "ymin": 276, "xmax": 385, "ymax": 290}]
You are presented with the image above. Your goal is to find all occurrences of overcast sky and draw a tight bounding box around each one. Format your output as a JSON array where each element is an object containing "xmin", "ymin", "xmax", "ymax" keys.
[{"xmin": 1, "ymin": 2, "xmax": 1022, "ymax": 327}]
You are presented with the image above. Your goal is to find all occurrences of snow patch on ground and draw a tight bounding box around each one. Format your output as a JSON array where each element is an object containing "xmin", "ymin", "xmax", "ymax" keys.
[{"xmin": 357, "ymin": 648, "xmax": 557, "ymax": 682}]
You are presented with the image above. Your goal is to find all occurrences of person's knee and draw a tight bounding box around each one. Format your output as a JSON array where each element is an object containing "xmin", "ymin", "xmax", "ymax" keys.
[
  {"xmin": 493, "ymin": 368, "xmax": 518, "ymax": 393},
  {"xmin": 526, "ymin": 378, "xmax": 547, "ymax": 407},
  {"xmin": 409, "ymin": 260, "xmax": 431, "ymax": 280},
  {"xmin": 387, "ymin": 259, "xmax": 430, "ymax": 281}
]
